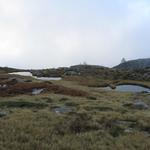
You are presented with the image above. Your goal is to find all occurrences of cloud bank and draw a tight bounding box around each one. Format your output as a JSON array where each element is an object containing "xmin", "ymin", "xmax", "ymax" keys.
[{"xmin": 0, "ymin": 0, "xmax": 150, "ymax": 69}]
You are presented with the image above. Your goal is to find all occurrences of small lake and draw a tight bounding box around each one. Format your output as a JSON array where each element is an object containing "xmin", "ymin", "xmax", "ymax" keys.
[
  {"xmin": 34, "ymin": 76, "xmax": 62, "ymax": 81},
  {"xmin": 9, "ymin": 72, "xmax": 62, "ymax": 81},
  {"xmin": 9, "ymin": 72, "xmax": 33, "ymax": 77},
  {"xmin": 101, "ymin": 84, "xmax": 150, "ymax": 93}
]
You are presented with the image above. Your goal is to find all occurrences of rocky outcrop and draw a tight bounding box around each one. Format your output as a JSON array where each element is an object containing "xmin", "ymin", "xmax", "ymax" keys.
[
  {"xmin": 133, "ymin": 101, "xmax": 149, "ymax": 109},
  {"xmin": 114, "ymin": 58, "xmax": 150, "ymax": 70},
  {"xmin": 124, "ymin": 100, "xmax": 149, "ymax": 110},
  {"xmin": 0, "ymin": 111, "xmax": 8, "ymax": 117}
]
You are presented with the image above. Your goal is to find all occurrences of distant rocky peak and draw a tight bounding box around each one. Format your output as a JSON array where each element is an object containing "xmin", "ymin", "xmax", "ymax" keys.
[{"xmin": 121, "ymin": 58, "xmax": 126, "ymax": 64}]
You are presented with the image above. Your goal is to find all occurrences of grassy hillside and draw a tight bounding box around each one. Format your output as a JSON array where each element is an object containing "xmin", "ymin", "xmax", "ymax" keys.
[
  {"xmin": 0, "ymin": 71, "xmax": 150, "ymax": 149},
  {"xmin": 30, "ymin": 65, "xmax": 150, "ymax": 81},
  {"xmin": 1, "ymin": 64, "xmax": 150, "ymax": 82}
]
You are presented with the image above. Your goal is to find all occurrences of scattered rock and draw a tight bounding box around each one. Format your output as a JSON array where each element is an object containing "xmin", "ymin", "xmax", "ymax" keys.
[
  {"xmin": 124, "ymin": 128, "xmax": 133, "ymax": 133},
  {"xmin": 53, "ymin": 106, "xmax": 73, "ymax": 114},
  {"xmin": 32, "ymin": 89, "xmax": 45, "ymax": 95},
  {"xmin": 109, "ymin": 84, "xmax": 116, "ymax": 89},
  {"xmin": 133, "ymin": 101, "xmax": 149, "ymax": 110},
  {"xmin": 2, "ymin": 84, "xmax": 7, "ymax": 88},
  {"xmin": 0, "ymin": 84, "xmax": 7, "ymax": 90},
  {"xmin": 142, "ymin": 131, "xmax": 150, "ymax": 137},
  {"xmin": 124, "ymin": 100, "xmax": 149, "ymax": 110},
  {"xmin": 0, "ymin": 111, "xmax": 8, "ymax": 117}
]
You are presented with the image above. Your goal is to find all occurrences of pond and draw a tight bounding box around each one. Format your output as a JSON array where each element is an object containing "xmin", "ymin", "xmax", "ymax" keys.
[
  {"xmin": 34, "ymin": 76, "xmax": 62, "ymax": 81},
  {"xmin": 9, "ymin": 72, "xmax": 33, "ymax": 77},
  {"xmin": 101, "ymin": 84, "xmax": 150, "ymax": 93},
  {"xmin": 9, "ymin": 72, "xmax": 62, "ymax": 81}
]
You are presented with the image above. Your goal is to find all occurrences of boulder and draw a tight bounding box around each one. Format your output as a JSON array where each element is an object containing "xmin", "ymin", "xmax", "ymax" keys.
[
  {"xmin": 0, "ymin": 84, "xmax": 7, "ymax": 89},
  {"xmin": 32, "ymin": 88, "xmax": 44, "ymax": 95},
  {"xmin": 0, "ymin": 111, "xmax": 8, "ymax": 117},
  {"xmin": 124, "ymin": 100, "xmax": 149, "ymax": 110},
  {"xmin": 133, "ymin": 101, "xmax": 149, "ymax": 109},
  {"xmin": 109, "ymin": 84, "xmax": 116, "ymax": 89}
]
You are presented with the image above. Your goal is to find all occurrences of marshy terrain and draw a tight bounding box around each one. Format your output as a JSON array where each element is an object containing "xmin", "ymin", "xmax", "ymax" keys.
[{"xmin": 0, "ymin": 65, "xmax": 150, "ymax": 150}]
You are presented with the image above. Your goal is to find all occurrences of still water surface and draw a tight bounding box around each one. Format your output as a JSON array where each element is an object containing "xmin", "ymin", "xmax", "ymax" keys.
[
  {"xmin": 101, "ymin": 84, "xmax": 150, "ymax": 93},
  {"xmin": 9, "ymin": 72, "xmax": 62, "ymax": 81}
]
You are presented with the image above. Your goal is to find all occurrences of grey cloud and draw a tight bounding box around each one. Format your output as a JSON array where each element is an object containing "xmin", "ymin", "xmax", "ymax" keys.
[{"xmin": 0, "ymin": 0, "xmax": 150, "ymax": 69}]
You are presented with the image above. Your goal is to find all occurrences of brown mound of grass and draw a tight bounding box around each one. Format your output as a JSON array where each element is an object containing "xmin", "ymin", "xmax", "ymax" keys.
[{"xmin": 0, "ymin": 82, "xmax": 88, "ymax": 97}]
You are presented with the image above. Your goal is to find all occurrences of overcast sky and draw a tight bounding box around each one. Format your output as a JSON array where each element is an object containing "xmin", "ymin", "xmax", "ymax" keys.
[{"xmin": 0, "ymin": 0, "xmax": 150, "ymax": 69}]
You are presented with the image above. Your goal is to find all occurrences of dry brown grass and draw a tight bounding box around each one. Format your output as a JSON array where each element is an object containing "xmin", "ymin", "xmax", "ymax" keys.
[{"xmin": 0, "ymin": 82, "xmax": 88, "ymax": 97}]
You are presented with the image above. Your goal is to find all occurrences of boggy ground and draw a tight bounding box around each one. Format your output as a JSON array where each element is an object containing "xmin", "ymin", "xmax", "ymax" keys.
[{"xmin": 0, "ymin": 74, "xmax": 150, "ymax": 150}]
